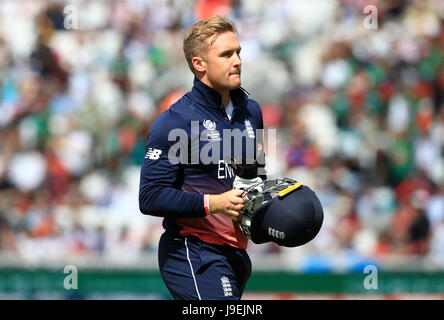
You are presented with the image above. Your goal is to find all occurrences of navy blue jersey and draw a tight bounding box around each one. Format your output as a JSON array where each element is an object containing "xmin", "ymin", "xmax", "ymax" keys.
[{"xmin": 139, "ymin": 77, "xmax": 266, "ymax": 249}]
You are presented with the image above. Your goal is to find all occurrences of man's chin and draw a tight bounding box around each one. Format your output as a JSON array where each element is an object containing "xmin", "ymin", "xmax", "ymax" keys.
[
  {"xmin": 228, "ymin": 79, "xmax": 241, "ymax": 90},
  {"xmin": 212, "ymin": 78, "xmax": 241, "ymax": 93}
]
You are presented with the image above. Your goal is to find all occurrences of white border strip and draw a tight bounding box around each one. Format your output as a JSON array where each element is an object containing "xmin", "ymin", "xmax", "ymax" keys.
[{"xmin": 185, "ymin": 237, "xmax": 201, "ymax": 300}]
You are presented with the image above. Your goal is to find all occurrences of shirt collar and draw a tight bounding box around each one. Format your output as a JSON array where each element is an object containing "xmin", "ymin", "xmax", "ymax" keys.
[{"xmin": 191, "ymin": 77, "xmax": 249, "ymax": 109}]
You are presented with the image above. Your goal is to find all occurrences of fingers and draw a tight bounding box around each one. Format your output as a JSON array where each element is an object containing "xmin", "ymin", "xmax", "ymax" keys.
[
  {"xmin": 231, "ymin": 204, "xmax": 245, "ymax": 212},
  {"xmin": 226, "ymin": 210, "xmax": 241, "ymax": 222},
  {"xmin": 231, "ymin": 189, "xmax": 245, "ymax": 197},
  {"xmin": 213, "ymin": 189, "xmax": 249, "ymax": 222},
  {"xmin": 230, "ymin": 196, "xmax": 245, "ymax": 205},
  {"xmin": 228, "ymin": 196, "xmax": 245, "ymax": 221},
  {"xmin": 229, "ymin": 195, "xmax": 248, "ymax": 213},
  {"xmin": 229, "ymin": 189, "xmax": 251, "ymax": 212},
  {"xmin": 231, "ymin": 189, "xmax": 249, "ymax": 202}
]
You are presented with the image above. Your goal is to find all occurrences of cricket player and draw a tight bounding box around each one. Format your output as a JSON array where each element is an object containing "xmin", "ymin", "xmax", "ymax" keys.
[{"xmin": 139, "ymin": 16, "xmax": 265, "ymax": 300}]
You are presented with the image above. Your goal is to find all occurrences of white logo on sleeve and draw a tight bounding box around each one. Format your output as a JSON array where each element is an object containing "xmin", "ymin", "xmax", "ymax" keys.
[
  {"xmin": 221, "ymin": 276, "xmax": 233, "ymax": 297},
  {"xmin": 145, "ymin": 148, "xmax": 162, "ymax": 160}
]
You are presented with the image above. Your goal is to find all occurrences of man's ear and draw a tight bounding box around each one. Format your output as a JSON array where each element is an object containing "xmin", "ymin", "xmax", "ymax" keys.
[{"xmin": 192, "ymin": 56, "xmax": 207, "ymax": 73}]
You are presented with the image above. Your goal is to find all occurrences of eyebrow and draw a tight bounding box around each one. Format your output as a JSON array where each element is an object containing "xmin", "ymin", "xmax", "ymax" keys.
[{"xmin": 220, "ymin": 47, "xmax": 242, "ymax": 55}]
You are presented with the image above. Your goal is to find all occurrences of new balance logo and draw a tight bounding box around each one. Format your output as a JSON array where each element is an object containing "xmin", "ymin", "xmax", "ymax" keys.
[
  {"xmin": 221, "ymin": 276, "xmax": 233, "ymax": 297},
  {"xmin": 145, "ymin": 148, "xmax": 162, "ymax": 160}
]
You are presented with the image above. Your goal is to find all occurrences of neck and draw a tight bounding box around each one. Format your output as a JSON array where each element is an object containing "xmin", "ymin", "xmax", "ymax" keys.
[
  {"xmin": 198, "ymin": 76, "xmax": 230, "ymax": 107},
  {"xmin": 221, "ymin": 94, "xmax": 230, "ymax": 108}
]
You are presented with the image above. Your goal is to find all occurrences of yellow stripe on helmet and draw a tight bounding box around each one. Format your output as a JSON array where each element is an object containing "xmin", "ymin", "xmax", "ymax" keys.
[{"xmin": 278, "ymin": 182, "xmax": 302, "ymax": 198}]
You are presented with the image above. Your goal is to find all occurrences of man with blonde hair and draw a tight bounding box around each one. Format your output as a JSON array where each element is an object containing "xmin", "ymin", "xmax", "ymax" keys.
[{"xmin": 139, "ymin": 16, "xmax": 266, "ymax": 300}]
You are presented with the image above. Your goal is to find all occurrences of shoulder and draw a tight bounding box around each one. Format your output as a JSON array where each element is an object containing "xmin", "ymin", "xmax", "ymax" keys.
[
  {"xmin": 148, "ymin": 107, "xmax": 187, "ymax": 147},
  {"xmin": 246, "ymin": 98, "xmax": 262, "ymax": 115},
  {"xmin": 150, "ymin": 92, "xmax": 195, "ymax": 133},
  {"xmin": 152, "ymin": 108, "xmax": 184, "ymax": 131}
]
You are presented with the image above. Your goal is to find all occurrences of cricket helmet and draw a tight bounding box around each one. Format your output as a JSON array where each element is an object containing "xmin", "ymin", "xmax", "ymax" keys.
[{"xmin": 238, "ymin": 177, "xmax": 324, "ymax": 247}]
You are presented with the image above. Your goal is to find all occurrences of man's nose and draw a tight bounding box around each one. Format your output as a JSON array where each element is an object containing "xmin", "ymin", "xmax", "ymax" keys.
[{"xmin": 233, "ymin": 53, "xmax": 241, "ymax": 67}]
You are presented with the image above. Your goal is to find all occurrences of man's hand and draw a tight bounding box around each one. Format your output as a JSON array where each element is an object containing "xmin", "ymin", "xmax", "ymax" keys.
[{"xmin": 209, "ymin": 189, "xmax": 248, "ymax": 222}]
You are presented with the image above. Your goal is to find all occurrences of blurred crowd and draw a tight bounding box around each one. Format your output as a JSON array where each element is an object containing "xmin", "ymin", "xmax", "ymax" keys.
[{"xmin": 1, "ymin": 0, "xmax": 444, "ymax": 270}]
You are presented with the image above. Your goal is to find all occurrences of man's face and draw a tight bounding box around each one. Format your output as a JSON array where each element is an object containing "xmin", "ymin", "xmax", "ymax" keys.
[{"xmin": 196, "ymin": 31, "xmax": 242, "ymax": 93}]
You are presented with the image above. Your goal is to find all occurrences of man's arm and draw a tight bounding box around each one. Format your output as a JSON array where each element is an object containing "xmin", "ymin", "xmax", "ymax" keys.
[
  {"xmin": 139, "ymin": 110, "xmax": 246, "ymax": 221},
  {"xmin": 139, "ymin": 111, "xmax": 206, "ymax": 218}
]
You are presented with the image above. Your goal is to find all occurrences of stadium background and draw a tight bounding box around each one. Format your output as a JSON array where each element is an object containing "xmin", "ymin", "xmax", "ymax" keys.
[{"xmin": 1, "ymin": 0, "xmax": 444, "ymax": 299}]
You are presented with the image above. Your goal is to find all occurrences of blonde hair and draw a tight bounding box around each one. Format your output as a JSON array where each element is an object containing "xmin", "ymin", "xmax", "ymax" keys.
[{"xmin": 183, "ymin": 16, "xmax": 238, "ymax": 74}]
